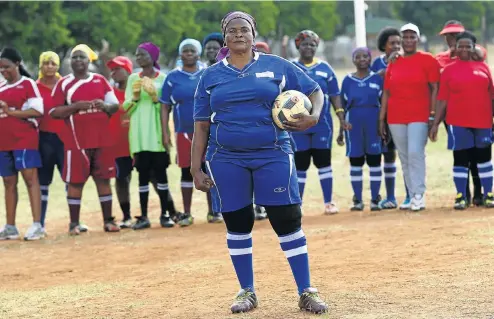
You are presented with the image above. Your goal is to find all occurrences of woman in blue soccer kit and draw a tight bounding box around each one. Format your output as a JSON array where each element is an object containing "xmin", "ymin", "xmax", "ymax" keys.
[
  {"xmin": 161, "ymin": 38, "xmax": 223, "ymax": 226},
  {"xmin": 291, "ymin": 30, "xmax": 349, "ymax": 215},
  {"xmin": 192, "ymin": 11, "xmax": 329, "ymax": 314},
  {"xmin": 341, "ymin": 47, "xmax": 383, "ymax": 211},
  {"xmin": 370, "ymin": 27, "xmax": 411, "ymax": 210}
]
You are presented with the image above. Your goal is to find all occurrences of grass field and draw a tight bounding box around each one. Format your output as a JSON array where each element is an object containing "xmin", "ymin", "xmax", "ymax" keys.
[{"xmin": 1, "ymin": 68, "xmax": 494, "ymax": 319}]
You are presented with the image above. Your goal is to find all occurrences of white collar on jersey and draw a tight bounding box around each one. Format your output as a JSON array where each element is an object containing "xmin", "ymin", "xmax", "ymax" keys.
[{"xmin": 221, "ymin": 51, "xmax": 260, "ymax": 67}]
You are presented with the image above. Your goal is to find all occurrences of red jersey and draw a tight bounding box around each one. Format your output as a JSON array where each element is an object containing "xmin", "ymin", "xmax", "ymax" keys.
[
  {"xmin": 384, "ymin": 51, "xmax": 440, "ymax": 124},
  {"xmin": 37, "ymin": 80, "xmax": 64, "ymax": 135},
  {"xmin": 0, "ymin": 77, "xmax": 43, "ymax": 151},
  {"xmin": 51, "ymin": 73, "xmax": 115, "ymax": 150},
  {"xmin": 109, "ymin": 88, "xmax": 130, "ymax": 158},
  {"xmin": 438, "ymin": 60, "xmax": 494, "ymax": 129}
]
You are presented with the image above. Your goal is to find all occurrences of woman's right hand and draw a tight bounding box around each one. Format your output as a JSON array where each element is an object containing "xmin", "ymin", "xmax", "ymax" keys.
[
  {"xmin": 192, "ymin": 170, "xmax": 214, "ymax": 192},
  {"xmin": 378, "ymin": 119, "xmax": 388, "ymax": 141},
  {"xmin": 336, "ymin": 131, "xmax": 345, "ymax": 146},
  {"xmin": 429, "ymin": 124, "xmax": 439, "ymax": 142},
  {"xmin": 388, "ymin": 51, "xmax": 402, "ymax": 63},
  {"xmin": 132, "ymin": 79, "xmax": 142, "ymax": 100}
]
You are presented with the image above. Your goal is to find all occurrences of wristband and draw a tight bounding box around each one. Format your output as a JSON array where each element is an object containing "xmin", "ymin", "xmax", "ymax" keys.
[
  {"xmin": 428, "ymin": 116, "xmax": 435, "ymax": 121},
  {"xmin": 335, "ymin": 108, "xmax": 344, "ymax": 114}
]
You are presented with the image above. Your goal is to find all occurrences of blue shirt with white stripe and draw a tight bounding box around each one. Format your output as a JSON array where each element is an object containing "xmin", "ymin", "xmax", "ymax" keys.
[
  {"xmin": 292, "ymin": 60, "xmax": 340, "ymax": 133},
  {"xmin": 370, "ymin": 55, "xmax": 388, "ymax": 73},
  {"xmin": 340, "ymin": 72, "xmax": 383, "ymax": 110},
  {"xmin": 160, "ymin": 67, "xmax": 205, "ymax": 134},
  {"xmin": 194, "ymin": 52, "xmax": 320, "ymax": 159}
]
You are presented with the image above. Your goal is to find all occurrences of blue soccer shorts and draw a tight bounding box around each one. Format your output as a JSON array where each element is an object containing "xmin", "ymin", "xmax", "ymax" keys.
[
  {"xmin": 0, "ymin": 149, "xmax": 41, "ymax": 177},
  {"xmin": 205, "ymin": 152, "xmax": 301, "ymax": 213},
  {"xmin": 448, "ymin": 126, "xmax": 492, "ymax": 151},
  {"xmin": 344, "ymin": 107, "xmax": 381, "ymax": 158}
]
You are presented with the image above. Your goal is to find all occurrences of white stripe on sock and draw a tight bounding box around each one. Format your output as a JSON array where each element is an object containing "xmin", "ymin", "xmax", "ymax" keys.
[
  {"xmin": 139, "ymin": 186, "xmax": 150, "ymax": 192},
  {"xmin": 229, "ymin": 247, "xmax": 253, "ymax": 255},
  {"xmin": 180, "ymin": 182, "xmax": 194, "ymax": 188},
  {"xmin": 369, "ymin": 176, "xmax": 382, "ymax": 181},
  {"xmin": 384, "ymin": 173, "xmax": 396, "ymax": 178},
  {"xmin": 227, "ymin": 232, "xmax": 252, "ymax": 240},
  {"xmin": 351, "ymin": 166, "xmax": 363, "ymax": 172},
  {"xmin": 279, "ymin": 229, "xmax": 304, "ymax": 243},
  {"xmin": 298, "ymin": 177, "xmax": 307, "ymax": 183},
  {"xmin": 453, "ymin": 172, "xmax": 468, "ymax": 178},
  {"xmin": 40, "ymin": 185, "xmax": 49, "ymax": 191},
  {"xmin": 319, "ymin": 172, "xmax": 333, "ymax": 180},
  {"xmin": 369, "ymin": 167, "xmax": 382, "ymax": 172},
  {"xmin": 157, "ymin": 183, "xmax": 169, "ymax": 190},
  {"xmin": 478, "ymin": 162, "xmax": 492, "ymax": 169},
  {"xmin": 318, "ymin": 166, "xmax": 332, "ymax": 174},
  {"xmin": 99, "ymin": 195, "xmax": 112, "ymax": 202},
  {"xmin": 68, "ymin": 199, "xmax": 81, "ymax": 205},
  {"xmin": 479, "ymin": 172, "xmax": 493, "ymax": 178},
  {"xmin": 41, "ymin": 195, "xmax": 49, "ymax": 201},
  {"xmin": 351, "ymin": 176, "xmax": 363, "ymax": 182},
  {"xmin": 284, "ymin": 245, "xmax": 308, "ymax": 258},
  {"xmin": 383, "ymin": 163, "xmax": 396, "ymax": 168}
]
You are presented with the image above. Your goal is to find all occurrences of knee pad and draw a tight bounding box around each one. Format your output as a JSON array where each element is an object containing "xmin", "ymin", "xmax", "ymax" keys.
[
  {"xmin": 264, "ymin": 204, "xmax": 302, "ymax": 236},
  {"xmin": 222, "ymin": 205, "xmax": 255, "ymax": 234},
  {"xmin": 349, "ymin": 156, "xmax": 365, "ymax": 167},
  {"xmin": 453, "ymin": 149, "xmax": 470, "ymax": 167},
  {"xmin": 312, "ymin": 149, "xmax": 331, "ymax": 168},
  {"xmin": 383, "ymin": 150, "xmax": 396, "ymax": 163},
  {"xmin": 366, "ymin": 154, "xmax": 381, "ymax": 167},
  {"xmin": 181, "ymin": 167, "xmax": 193, "ymax": 182},
  {"xmin": 475, "ymin": 146, "xmax": 491, "ymax": 164},
  {"xmin": 295, "ymin": 150, "xmax": 311, "ymax": 171}
]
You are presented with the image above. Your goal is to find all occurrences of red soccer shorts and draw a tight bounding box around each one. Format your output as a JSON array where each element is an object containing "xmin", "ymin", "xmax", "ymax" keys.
[
  {"xmin": 63, "ymin": 147, "xmax": 116, "ymax": 183},
  {"xmin": 176, "ymin": 132, "xmax": 193, "ymax": 168}
]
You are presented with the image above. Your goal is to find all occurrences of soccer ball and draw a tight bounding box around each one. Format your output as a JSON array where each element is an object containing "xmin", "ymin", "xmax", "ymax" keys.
[{"xmin": 272, "ymin": 90, "xmax": 312, "ymax": 129}]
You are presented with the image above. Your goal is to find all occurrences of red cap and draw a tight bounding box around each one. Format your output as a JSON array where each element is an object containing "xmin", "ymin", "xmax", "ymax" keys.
[
  {"xmin": 107, "ymin": 56, "xmax": 133, "ymax": 74},
  {"xmin": 439, "ymin": 24, "xmax": 465, "ymax": 35}
]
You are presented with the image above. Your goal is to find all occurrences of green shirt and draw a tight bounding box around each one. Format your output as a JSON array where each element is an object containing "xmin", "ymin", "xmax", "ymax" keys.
[{"xmin": 123, "ymin": 72, "xmax": 167, "ymax": 155}]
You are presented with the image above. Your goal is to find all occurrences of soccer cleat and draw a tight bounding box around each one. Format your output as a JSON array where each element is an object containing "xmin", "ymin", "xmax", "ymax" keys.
[
  {"xmin": 79, "ymin": 222, "xmax": 89, "ymax": 233},
  {"xmin": 24, "ymin": 223, "xmax": 46, "ymax": 241},
  {"xmin": 350, "ymin": 196, "xmax": 364, "ymax": 211},
  {"xmin": 132, "ymin": 216, "xmax": 151, "ymax": 230},
  {"xmin": 454, "ymin": 193, "xmax": 467, "ymax": 210},
  {"xmin": 68, "ymin": 222, "xmax": 81, "ymax": 236},
  {"xmin": 0, "ymin": 225, "xmax": 20, "ymax": 240},
  {"xmin": 484, "ymin": 193, "xmax": 494, "ymax": 208},
  {"xmin": 378, "ymin": 198, "xmax": 398, "ymax": 210},
  {"xmin": 118, "ymin": 218, "xmax": 133, "ymax": 229},
  {"xmin": 160, "ymin": 214, "xmax": 175, "ymax": 228},
  {"xmin": 171, "ymin": 212, "xmax": 183, "ymax": 224},
  {"xmin": 399, "ymin": 197, "xmax": 411, "ymax": 210},
  {"xmin": 177, "ymin": 213, "xmax": 194, "ymax": 227},
  {"xmin": 298, "ymin": 287, "xmax": 329, "ymax": 314},
  {"xmin": 473, "ymin": 194, "xmax": 484, "ymax": 207},
  {"xmin": 370, "ymin": 195, "xmax": 382, "ymax": 211},
  {"xmin": 411, "ymin": 194, "xmax": 425, "ymax": 212},
  {"xmin": 230, "ymin": 288, "xmax": 258, "ymax": 314},
  {"xmin": 104, "ymin": 217, "xmax": 120, "ymax": 232},
  {"xmin": 324, "ymin": 202, "xmax": 339, "ymax": 215},
  {"xmin": 254, "ymin": 205, "xmax": 267, "ymax": 220},
  {"xmin": 207, "ymin": 211, "xmax": 224, "ymax": 223}
]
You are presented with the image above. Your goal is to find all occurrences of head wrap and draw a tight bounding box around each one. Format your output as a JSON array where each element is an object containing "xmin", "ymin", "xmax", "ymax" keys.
[
  {"xmin": 0, "ymin": 47, "xmax": 32, "ymax": 78},
  {"xmin": 255, "ymin": 42, "xmax": 270, "ymax": 53},
  {"xmin": 38, "ymin": 51, "xmax": 61, "ymax": 79},
  {"xmin": 295, "ymin": 30, "xmax": 320, "ymax": 49},
  {"xmin": 138, "ymin": 42, "xmax": 160, "ymax": 70},
  {"xmin": 71, "ymin": 44, "xmax": 98, "ymax": 62},
  {"xmin": 107, "ymin": 56, "xmax": 133, "ymax": 74},
  {"xmin": 203, "ymin": 32, "xmax": 224, "ymax": 48},
  {"xmin": 216, "ymin": 11, "xmax": 257, "ymax": 61},
  {"xmin": 352, "ymin": 47, "xmax": 372, "ymax": 61},
  {"xmin": 179, "ymin": 39, "xmax": 202, "ymax": 56}
]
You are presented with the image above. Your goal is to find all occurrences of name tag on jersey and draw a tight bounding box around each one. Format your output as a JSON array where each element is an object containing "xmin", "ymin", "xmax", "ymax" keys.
[
  {"xmin": 473, "ymin": 70, "xmax": 488, "ymax": 78},
  {"xmin": 315, "ymin": 71, "xmax": 328, "ymax": 78},
  {"xmin": 369, "ymin": 83, "xmax": 380, "ymax": 90},
  {"xmin": 255, "ymin": 71, "xmax": 274, "ymax": 78}
]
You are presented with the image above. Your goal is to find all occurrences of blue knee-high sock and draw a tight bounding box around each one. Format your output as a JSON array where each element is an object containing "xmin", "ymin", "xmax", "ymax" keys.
[
  {"xmin": 279, "ymin": 229, "xmax": 311, "ymax": 295},
  {"xmin": 318, "ymin": 166, "xmax": 333, "ymax": 203},
  {"xmin": 383, "ymin": 163, "xmax": 396, "ymax": 200},
  {"xmin": 227, "ymin": 232, "xmax": 254, "ymax": 291},
  {"xmin": 297, "ymin": 170, "xmax": 307, "ymax": 199},
  {"xmin": 350, "ymin": 166, "xmax": 363, "ymax": 201},
  {"xmin": 40, "ymin": 185, "xmax": 49, "ymax": 227},
  {"xmin": 369, "ymin": 166, "xmax": 382, "ymax": 201},
  {"xmin": 477, "ymin": 161, "xmax": 493, "ymax": 196},
  {"xmin": 453, "ymin": 166, "xmax": 469, "ymax": 196}
]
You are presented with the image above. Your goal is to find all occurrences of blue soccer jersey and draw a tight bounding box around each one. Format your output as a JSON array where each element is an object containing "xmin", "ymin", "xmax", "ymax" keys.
[
  {"xmin": 194, "ymin": 52, "xmax": 320, "ymax": 160},
  {"xmin": 340, "ymin": 72, "xmax": 383, "ymax": 158},
  {"xmin": 160, "ymin": 67, "xmax": 205, "ymax": 134},
  {"xmin": 370, "ymin": 55, "xmax": 387, "ymax": 73}
]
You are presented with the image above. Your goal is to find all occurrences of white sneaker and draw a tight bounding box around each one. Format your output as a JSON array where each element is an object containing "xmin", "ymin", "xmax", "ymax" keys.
[
  {"xmin": 411, "ymin": 194, "xmax": 425, "ymax": 212},
  {"xmin": 324, "ymin": 202, "xmax": 339, "ymax": 215},
  {"xmin": 0, "ymin": 225, "xmax": 20, "ymax": 240},
  {"xmin": 24, "ymin": 223, "xmax": 46, "ymax": 241}
]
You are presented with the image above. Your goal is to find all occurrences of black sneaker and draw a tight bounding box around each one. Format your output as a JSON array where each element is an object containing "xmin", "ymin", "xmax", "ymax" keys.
[
  {"xmin": 351, "ymin": 196, "xmax": 364, "ymax": 211},
  {"xmin": 160, "ymin": 214, "xmax": 175, "ymax": 228},
  {"xmin": 370, "ymin": 195, "xmax": 382, "ymax": 211},
  {"xmin": 230, "ymin": 288, "xmax": 258, "ymax": 313},
  {"xmin": 177, "ymin": 213, "xmax": 194, "ymax": 227},
  {"xmin": 298, "ymin": 287, "xmax": 329, "ymax": 314},
  {"xmin": 132, "ymin": 216, "xmax": 151, "ymax": 230},
  {"xmin": 454, "ymin": 193, "xmax": 467, "ymax": 210},
  {"xmin": 473, "ymin": 194, "xmax": 484, "ymax": 207}
]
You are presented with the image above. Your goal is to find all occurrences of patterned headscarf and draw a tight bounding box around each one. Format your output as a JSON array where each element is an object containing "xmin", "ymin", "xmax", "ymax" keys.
[
  {"xmin": 38, "ymin": 51, "xmax": 61, "ymax": 79},
  {"xmin": 138, "ymin": 42, "xmax": 161, "ymax": 70},
  {"xmin": 295, "ymin": 30, "xmax": 320, "ymax": 49},
  {"xmin": 352, "ymin": 47, "xmax": 372, "ymax": 61},
  {"xmin": 216, "ymin": 11, "xmax": 257, "ymax": 61}
]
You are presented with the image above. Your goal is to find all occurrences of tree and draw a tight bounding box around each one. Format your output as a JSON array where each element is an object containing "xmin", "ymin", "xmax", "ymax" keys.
[{"xmin": 0, "ymin": 2, "xmax": 73, "ymax": 64}]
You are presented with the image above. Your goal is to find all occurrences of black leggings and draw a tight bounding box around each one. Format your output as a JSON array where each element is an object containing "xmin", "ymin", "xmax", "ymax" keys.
[
  {"xmin": 294, "ymin": 149, "xmax": 331, "ymax": 171},
  {"xmin": 134, "ymin": 151, "xmax": 170, "ymax": 185}
]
